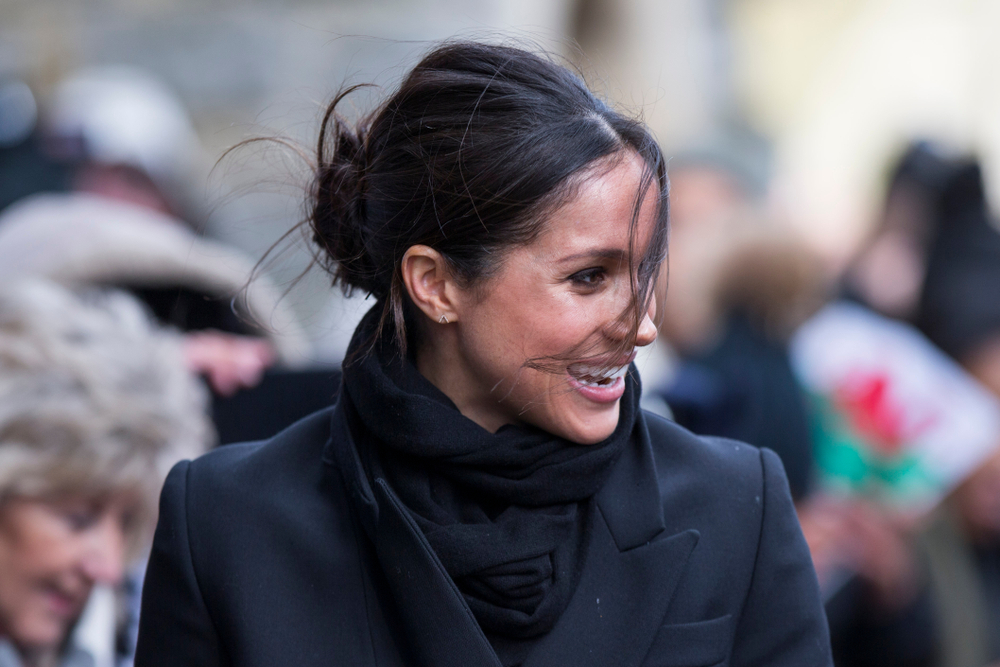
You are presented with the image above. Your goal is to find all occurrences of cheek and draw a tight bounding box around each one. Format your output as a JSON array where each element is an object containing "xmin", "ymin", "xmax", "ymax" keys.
[
  {"xmin": 0, "ymin": 524, "xmax": 73, "ymax": 645},
  {"xmin": 0, "ymin": 593, "xmax": 68, "ymax": 649},
  {"xmin": 490, "ymin": 289, "xmax": 597, "ymax": 358},
  {"xmin": 0, "ymin": 511, "xmax": 79, "ymax": 588}
]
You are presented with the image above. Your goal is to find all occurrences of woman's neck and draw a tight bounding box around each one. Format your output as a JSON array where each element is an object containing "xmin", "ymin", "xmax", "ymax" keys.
[{"xmin": 414, "ymin": 337, "xmax": 513, "ymax": 434}]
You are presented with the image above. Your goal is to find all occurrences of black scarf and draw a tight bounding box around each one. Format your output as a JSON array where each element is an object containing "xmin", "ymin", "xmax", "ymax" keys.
[{"xmin": 341, "ymin": 306, "xmax": 641, "ymax": 644}]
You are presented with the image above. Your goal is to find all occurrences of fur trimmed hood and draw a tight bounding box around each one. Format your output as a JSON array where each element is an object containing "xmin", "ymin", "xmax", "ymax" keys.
[{"xmin": 0, "ymin": 193, "xmax": 310, "ymax": 365}]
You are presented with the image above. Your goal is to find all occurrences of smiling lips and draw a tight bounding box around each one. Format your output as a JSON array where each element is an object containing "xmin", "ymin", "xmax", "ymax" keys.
[
  {"xmin": 567, "ymin": 351, "xmax": 636, "ymax": 403},
  {"xmin": 41, "ymin": 583, "xmax": 86, "ymax": 619}
]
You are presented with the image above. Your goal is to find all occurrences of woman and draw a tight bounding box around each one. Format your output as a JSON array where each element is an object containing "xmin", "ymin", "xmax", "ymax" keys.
[
  {"xmin": 0, "ymin": 281, "xmax": 211, "ymax": 667},
  {"xmin": 136, "ymin": 42, "xmax": 831, "ymax": 666}
]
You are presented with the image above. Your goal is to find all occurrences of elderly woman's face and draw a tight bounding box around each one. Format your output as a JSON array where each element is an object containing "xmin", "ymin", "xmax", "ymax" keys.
[
  {"xmin": 0, "ymin": 495, "xmax": 131, "ymax": 651},
  {"xmin": 439, "ymin": 154, "xmax": 659, "ymax": 444}
]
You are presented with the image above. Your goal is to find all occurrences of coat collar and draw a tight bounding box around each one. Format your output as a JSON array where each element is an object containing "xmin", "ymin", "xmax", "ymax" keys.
[
  {"xmin": 324, "ymin": 401, "xmax": 698, "ymax": 667},
  {"xmin": 524, "ymin": 413, "xmax": 699, "ymax": 667},
  {"xmin": 595, "ymin": 410, "xmax": 668, "ymax": 548}
]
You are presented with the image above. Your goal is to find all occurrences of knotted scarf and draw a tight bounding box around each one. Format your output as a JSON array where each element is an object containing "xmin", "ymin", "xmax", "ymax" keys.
[{"xmin": 341, "ymin": 305, "xmax": 640, "ymax": 645}]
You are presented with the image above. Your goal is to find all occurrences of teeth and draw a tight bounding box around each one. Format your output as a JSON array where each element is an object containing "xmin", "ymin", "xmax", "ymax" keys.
[{"xmin": 573, "ymin": 364, "xmax": 629, "ymax": 387}]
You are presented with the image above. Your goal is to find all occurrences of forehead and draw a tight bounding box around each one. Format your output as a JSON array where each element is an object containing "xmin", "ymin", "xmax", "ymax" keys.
[{"xmin": 531, "ymin": 153, "xmax": 658, "ymax": 256}]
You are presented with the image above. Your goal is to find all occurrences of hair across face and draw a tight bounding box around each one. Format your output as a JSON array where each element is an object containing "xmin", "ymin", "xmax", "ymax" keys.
[
  {"xmin": 310, "ymin": 41, "xmax": 669, "ymax": 356},
  {"xmin": 416, "ymin": 152, "xmax": 661, "ymax": 443}
]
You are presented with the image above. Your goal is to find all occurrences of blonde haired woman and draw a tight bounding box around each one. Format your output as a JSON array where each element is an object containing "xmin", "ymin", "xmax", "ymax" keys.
[{"xmin": 0, "ymin": 281, "xmax": 212, "ymax": 667}]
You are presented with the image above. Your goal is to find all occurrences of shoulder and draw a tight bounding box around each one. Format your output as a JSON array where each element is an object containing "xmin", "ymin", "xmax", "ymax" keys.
[
  {"xmin": 141, "ymin": 405, "xmax": 371, "ymax": 664},
  {"xmin": 157, "ymin": 404, "xmax": 361, "ymax": 587},
  {"xmin": 641, "ymin": 410, "xmax": 791, "ymax": 537},
  {"xmin": 642, "ymin": 409, "xmax": 777, "ymax": 489},
  {"xmin": 176, "ymin": 406, "xmax": 337, "ymax": 512},
  {"xmin": 636, "ymin": 412, "xmax": 832, "ymax": 666}
]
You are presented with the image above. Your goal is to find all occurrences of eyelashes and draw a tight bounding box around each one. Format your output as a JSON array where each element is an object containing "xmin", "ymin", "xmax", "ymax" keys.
[{"xmin": 568, "ymin": 267, "xmax": 607, "ymax": 288}]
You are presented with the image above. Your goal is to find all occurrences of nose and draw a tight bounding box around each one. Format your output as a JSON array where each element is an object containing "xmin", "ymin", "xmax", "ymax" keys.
[
  {"xmin": 635, "ymin": 299, "xmax": 657, "ymax": 347},
  {"xmin": 603, "ymin": 298, "xmax": 658, "ymax": 346},
  {"xmin": 81, "ymin": 516, "xmax": 126, "ymax": 586}
]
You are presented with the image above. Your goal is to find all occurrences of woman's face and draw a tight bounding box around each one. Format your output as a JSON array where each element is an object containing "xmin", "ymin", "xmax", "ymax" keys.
[
  {"xmin": 427, "ymin": 153, "xmax": 659, "ymax": 444},
  {"xmin": 0, "ymin": 494, "xmax": 132, "ymax": 652}
]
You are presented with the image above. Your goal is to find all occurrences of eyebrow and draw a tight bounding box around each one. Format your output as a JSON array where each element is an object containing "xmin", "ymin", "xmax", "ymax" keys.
[{"xmin": 557, "ymin": 248, "xmax": 627, "ymax": 264}]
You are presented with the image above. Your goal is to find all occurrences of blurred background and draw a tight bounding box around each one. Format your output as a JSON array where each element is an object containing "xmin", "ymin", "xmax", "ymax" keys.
[
  {"xmin": 0, "ymin": 0, "xmax": 987, "ymax": 321},
  {"xmin": 5, "ymin": 1, "xmax": 1000, "ymax": 666},
  {"xmin": 0, "ymin": 0, "xmax": 984, "ymax": 357},
  {"xmin": 6, "ymin": 0, "xmax": 1000, "ymax": 349}
]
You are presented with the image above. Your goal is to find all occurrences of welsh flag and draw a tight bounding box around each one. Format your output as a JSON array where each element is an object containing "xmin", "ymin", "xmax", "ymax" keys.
[{"xmin": 790, "ymin": 301, "xmax": 1000, "ymax": 512}]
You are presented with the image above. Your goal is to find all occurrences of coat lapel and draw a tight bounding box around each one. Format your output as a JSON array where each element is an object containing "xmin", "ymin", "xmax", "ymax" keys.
[
  {"xmin": 524, "ymin": 414, "xmax": 700, "ymax": 667},
  {"xmin": 326, "ymin": 402, "xmax": 696, "ymax": 667},
  {"xmin": 524, "ymin": 516, "xmax": 698, "ymax": 667},
  {"xmin": 372, "ymin": 480, "xmax": 503, "ymax": 667},
  {"xmin": 324, "ymin": 402, "xmax": 502, "ymax": 667}
]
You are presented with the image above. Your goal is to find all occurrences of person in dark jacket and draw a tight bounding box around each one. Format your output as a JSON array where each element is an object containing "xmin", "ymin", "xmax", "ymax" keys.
[{"xmin": 135, "ymin": 41, "xmax": 832, "ymax": 667}]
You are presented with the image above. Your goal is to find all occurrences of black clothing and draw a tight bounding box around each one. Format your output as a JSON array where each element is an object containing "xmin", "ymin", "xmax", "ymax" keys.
[
  {"xmin": 128, "ymin": 286, "xmax": 253, "ymax": 337},
  {"xmin": 212, "ymin": 368, "xmax": 342, "ymax": 445},
  {"xmin": 974, "ymin": 545, "xmax": 1000, "ymax": 662},
  {"xmin": 826, "ymin": 576, "xmax": 938, "ymax": 667},
  {"xmin": 659, "ymin": 315, "xmax": 815, "ymax": 500},
  {"xmin": 136, "ymin": 403, "xmax": 832, "ymax": 665},
  {"xmin": 0, "ymin": 132, "xmax": 72, "ymax": 214},
  {"xmin": 341, "ymin": 312, "xmax": 638, "ymax": 649},
  {"xmin": 916, "ymin": 159, "xmax": 1000, "ymax": 361},
  {"xmin": 865, "ymin": 142, "xmax": 1000, "ymax": 361}
]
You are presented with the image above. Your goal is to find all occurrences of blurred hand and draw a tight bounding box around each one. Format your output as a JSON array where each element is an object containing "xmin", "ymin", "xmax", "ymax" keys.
[
  {"xmin": 966, "ymin": 334, "xmax": 1000, "ymax": 398},
  {"xmin": 841, "ymin": 500, "xmax": 921, "ymax": 611},
  {"xmin": 952, "ymin": 445, "xmax": 1000, "ymax": 544},
  {"xmin": 797, "ymin": 498, "xmax": 852, "ymax": 587},
  {"xmin": 798, "ymin": 496, "xmax": 921, "ymax": 611},
  {"xmin": 183, "ymin": 331, "xmax": 276, "ymax": 396}
]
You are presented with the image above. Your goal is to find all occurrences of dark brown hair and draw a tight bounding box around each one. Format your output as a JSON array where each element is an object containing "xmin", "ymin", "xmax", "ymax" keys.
[{"xmin": 311, "ymin": 41, "xmax": 669, "ymax": 362}]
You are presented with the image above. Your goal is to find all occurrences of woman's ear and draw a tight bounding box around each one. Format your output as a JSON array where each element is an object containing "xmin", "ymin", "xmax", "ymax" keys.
[{"xmin": 400, "ymin": 245, "xmax": 460, "ymax": 324}]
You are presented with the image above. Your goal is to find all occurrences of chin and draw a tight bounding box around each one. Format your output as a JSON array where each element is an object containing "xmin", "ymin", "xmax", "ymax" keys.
[
  {"xmin": 551, "ymin": 404, "xmax": 621, "ymax": 445},
  {"xmin": 12, "ymin": 619, "xmax": 65, "ymax": 654}
]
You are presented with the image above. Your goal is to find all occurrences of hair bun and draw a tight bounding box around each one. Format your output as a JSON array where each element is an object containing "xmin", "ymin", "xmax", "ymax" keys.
[
  {"xmin": 305, "ymin": 43, "xmax": 669, "ymax": 358},
  {"xmin": 310, "ymin": 106, "xmax": 379, "ymax": 296}
]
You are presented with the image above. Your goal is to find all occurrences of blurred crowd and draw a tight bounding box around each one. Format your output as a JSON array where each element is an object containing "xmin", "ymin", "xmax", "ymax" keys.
[
  {"xmin": 2, "ymin": 54, "xmax": 1000, "ymax": 667},
  {"xmin": 642, "ymin": 142, "xmax": 1000, "ymax": 667}
]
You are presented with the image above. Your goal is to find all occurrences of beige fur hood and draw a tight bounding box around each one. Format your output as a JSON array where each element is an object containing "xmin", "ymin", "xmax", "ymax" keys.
[{"xmin": 0, "ymin": 193, "xmax": 310, "ymax": 365}]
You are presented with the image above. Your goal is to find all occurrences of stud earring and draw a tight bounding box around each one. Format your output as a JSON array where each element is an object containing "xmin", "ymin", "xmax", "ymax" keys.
[{"xmin": 438, "ymin": 314, "xmax": 450, "ymax": 324}]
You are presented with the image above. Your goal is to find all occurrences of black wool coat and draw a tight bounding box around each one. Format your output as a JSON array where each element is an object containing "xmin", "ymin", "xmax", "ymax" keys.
[{"xmin": 135, "ymin": 402, "xmax": 832, "ymax": 667}]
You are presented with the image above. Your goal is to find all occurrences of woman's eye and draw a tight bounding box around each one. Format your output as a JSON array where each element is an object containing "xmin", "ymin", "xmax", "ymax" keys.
[
  {"xmin": 61, "ymin": 507, "xmax": 100, "ymax": 531},
  {"xmin": 569, "ymin": 268, "xmax": 606, "ymax": 287}
]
